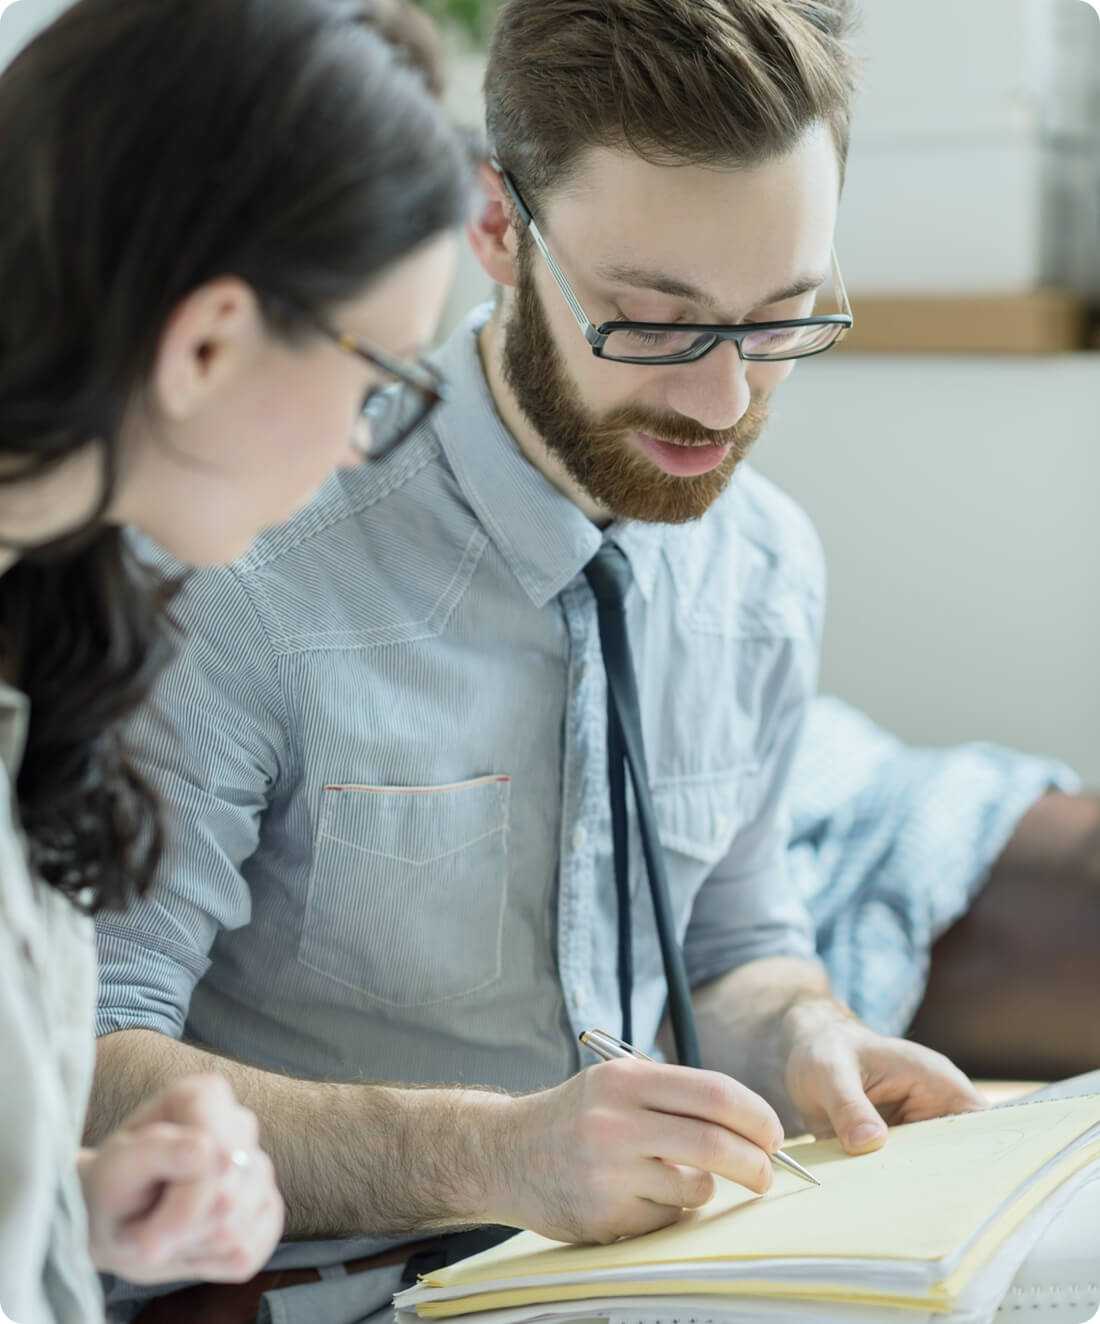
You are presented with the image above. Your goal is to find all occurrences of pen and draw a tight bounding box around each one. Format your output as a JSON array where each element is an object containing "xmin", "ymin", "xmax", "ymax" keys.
[{"xmin": 579, "ymin": 1027, "xmax": 821, "ymax": 1189}]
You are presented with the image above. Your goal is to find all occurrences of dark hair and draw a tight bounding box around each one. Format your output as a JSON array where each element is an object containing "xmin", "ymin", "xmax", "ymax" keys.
[
  {"xmin": 485, "ymin": 0, "xmax": 858, "ymax": 209},
  {"xmin": 0, "ymin": 0, "xmax": 468, "ymax": 911}
]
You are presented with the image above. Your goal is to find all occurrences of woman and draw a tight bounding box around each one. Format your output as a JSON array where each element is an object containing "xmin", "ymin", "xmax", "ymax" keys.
[{"xmin": 0, "ymin": 0, "xmax": 467, "ymax": 1319}]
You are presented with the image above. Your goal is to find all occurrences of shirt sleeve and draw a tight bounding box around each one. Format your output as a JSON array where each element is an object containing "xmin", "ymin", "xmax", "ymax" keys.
[
  {"xmin": 681, "ymin": 540, "xmax": 824, "ymax": 988},
  {"xmin": 95, "ymin": 562, "xmax": 291, "ymax": 1040}
]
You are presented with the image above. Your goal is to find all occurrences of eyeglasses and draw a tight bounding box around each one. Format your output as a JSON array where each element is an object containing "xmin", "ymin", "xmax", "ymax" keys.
[
  {"xmin": 497, "ymin": 167, "xmax": 853, "ymax": 366},
  {"xmin": 310, "ymin": 315, "xmax": 447, "ymax": 461}
]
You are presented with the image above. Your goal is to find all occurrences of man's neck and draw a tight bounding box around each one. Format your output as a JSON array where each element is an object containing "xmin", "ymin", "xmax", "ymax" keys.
[{"xmin": 476, "ymin": 313, "xmax": 612, "ymax": 528}]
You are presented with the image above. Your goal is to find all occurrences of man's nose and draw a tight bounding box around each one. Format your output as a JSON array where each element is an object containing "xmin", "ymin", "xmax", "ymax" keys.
[{"xmin": 662, "ymin": 340, "xmax": 751, "ymax": 433}]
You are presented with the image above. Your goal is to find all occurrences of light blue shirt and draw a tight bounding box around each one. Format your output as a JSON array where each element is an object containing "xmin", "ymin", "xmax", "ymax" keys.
[
  {"xmin": 790, "ymin": 696, "xmax": 1079, "ymax": 1036},
  {"xmin": 96, "ymin": 304, "xmax": 824, "ymax": 1319}
]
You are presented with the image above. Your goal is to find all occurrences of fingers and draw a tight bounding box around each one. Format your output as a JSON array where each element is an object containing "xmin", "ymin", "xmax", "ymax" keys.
[
  {"xmin": 636, "ymin": 1111, "xmax": 774, "ymax": 1195},
  {"xmin": 609, "ymin": 1199, "xmax": 690, "ymax": 1243},
  {"xmin": 874, "ymin": 1046, "xmax": 989, "ymax": 1125},
  {"xmin": 125, "ymin": 1157, "xmax": 224, "ymax": 1262},
  {"xmin": 123, "ymin": 1141, "xmax": 283, "ymax": 1281},
  {"xmin": 108, "ymin": 1074, "xmax": 280, "ymax": 1283},
  {"xmin": 642, "ymin": 1161, "xmax": 717, "ymax": 1211},
  {"xmin": 117, "ymin": 1122, "xmax": 220, "ymax": 1190},
  {"xmin": 200, "ymin": 1199, "xmax": 285, "ymax": 1282},
  {"xmin": 175, "ymin": 1157, "xmax": 285, "ymax": 1282},
  {"xmin": 807, "ymin": 1053, "xmax": 888, "ymax": 1155},
  {"xmin": 598, "ymin": 1059, "xmax": 785, "ymax": 1156},
  {"xmin": 122, "ymin": 1072, "xmax": 237, "ymax": 1134}
]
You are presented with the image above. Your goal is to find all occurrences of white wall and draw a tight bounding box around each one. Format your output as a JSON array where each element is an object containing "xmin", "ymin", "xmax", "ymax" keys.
[{"xmin": 751, "ymin": 355, "xmax": 1100, "ymax": 783}]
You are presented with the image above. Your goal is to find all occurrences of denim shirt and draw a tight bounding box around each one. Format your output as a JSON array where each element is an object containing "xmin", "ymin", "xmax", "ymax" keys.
[{"xmin": 96, "ymin": 305, "xmax": 823, "ymax": 1319}]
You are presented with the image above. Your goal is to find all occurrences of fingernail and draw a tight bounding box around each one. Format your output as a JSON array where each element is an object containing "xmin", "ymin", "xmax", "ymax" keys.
[{"xmin": 850, "ymin": 1122, "xmax": 884, "ymax": 1147}]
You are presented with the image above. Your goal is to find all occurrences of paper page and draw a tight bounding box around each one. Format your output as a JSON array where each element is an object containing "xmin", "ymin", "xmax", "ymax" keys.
[{"xmin": 426, "ymin": 1098, "xmax": 1100, "ymax": 1288}]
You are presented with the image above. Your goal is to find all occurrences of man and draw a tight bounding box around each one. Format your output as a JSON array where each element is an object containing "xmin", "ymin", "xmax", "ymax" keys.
[{"xmin": 89, "ymin": 2, "xmax": 986, "ymax": 1320}]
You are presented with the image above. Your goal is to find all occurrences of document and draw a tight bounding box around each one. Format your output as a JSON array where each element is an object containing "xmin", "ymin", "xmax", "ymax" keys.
[{"xmin": 395, "ymin": 1095, "xmax": 1100, "ymax": 1320}]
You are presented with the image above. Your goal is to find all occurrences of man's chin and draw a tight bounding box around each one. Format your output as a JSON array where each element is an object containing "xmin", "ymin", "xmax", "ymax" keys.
[{"xmin": 575, "ymin": 450, "xmax": 746, "ymax": 525}]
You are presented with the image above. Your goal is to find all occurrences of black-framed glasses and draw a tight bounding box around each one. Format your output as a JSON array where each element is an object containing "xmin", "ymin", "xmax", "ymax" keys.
[
  {"xmin": 310, "ymin": 316, "xmax": 447, "ymax": 461},
  {"xmin": 497, "ymin": 166, "xmax": 853, "ymax": 365}
]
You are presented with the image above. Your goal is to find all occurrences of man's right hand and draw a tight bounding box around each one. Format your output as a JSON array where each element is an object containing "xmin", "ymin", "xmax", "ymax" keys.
[{"xmin": 478, "ymin": 1058, "xmax": 785, "ymax": 1244}]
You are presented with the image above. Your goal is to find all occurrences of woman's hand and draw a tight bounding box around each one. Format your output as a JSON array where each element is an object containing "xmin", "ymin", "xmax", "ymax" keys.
[{"xmin": 80, "ymin": 1073, "xmax": 283, "ymax": 1284}]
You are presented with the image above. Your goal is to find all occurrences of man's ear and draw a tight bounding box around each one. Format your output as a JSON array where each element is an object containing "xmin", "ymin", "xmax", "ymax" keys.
[
  {"xmin": 151, "ymin": 277, "xmax": 262, "ymax": 421},
  {"xmin": 466, "ymin": 161, "xmax": 521, "ymax": 289}
]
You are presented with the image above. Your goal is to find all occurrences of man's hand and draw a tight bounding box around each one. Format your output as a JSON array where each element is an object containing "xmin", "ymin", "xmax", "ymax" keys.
[
  {"xmin": 480, "ymin": 1057, "xmax": 785, "ymax": 1245},
  {"xmin": 79, "ymin": 1074, "xmax": 283, "ymax": 1284},
  {"xmin": 782, "ymin": 1002, "xmax": 987, "ymax": 1155}
]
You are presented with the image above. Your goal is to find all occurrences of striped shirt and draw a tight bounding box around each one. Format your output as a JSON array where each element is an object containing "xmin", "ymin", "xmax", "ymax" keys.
[{"xmin": 96, "ymin": 303, "xmax": 823, "ymax": 1318}]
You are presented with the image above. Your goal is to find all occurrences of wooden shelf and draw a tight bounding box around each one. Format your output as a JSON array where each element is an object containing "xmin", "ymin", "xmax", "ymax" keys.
[{"xmin": 839, "ymin": 290, "xmax": 1089, "ymax": 354}]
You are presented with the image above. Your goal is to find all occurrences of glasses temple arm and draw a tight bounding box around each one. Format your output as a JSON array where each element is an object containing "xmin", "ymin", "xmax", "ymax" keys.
[
  {"xmin": 494, "ymin": 163, "xmax": 596, "ymax": 338},
  {"xmin": 528, "ymin": 220, "xmax": 596, "ymax": 335},
  {"xmin": 830, "ymin": 247, "xmax": 852, "ymax": 318}
]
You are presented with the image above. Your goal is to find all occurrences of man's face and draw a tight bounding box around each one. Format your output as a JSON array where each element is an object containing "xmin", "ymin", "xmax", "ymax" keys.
[{"xmin": 501, "ymin": 125, "xmax": 841, "ymax": 523}]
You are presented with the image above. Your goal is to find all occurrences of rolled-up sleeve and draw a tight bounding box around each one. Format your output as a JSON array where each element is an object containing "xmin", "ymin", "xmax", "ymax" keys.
[
  {"xmin": 682, "ymin": 537, "xmax": 825, "ymax": 988},
  {"xmin": 95, "ymin": 562, "xmax": 290, "ymax": 1040}
]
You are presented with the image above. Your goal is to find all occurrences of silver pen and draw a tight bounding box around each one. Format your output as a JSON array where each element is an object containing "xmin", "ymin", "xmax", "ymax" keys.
[{"xmin": 579, "ymin": 1027, "xmax": 821, "ymax": 1189}]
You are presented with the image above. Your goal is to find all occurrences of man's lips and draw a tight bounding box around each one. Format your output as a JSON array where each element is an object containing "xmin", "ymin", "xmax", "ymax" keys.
[{"xmin": 633, "ymin": 430, "xmax": 732, "ymax": 477}]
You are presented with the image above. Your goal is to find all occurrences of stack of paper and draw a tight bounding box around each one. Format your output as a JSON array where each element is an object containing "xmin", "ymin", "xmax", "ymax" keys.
[{"xmin": 395, "ymin": 1096, "xmax": 1100, "ymax": 1324}]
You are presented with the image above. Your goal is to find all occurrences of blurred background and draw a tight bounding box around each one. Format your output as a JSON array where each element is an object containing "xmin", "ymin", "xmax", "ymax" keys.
[{"xmin": 428, "ymin": 0, "xmax": 1100, "ymax": 783}]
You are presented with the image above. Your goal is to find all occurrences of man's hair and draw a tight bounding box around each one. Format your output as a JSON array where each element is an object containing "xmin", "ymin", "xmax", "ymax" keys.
[{"xmin": 485, "ymin": 0, "xmax": 858, "ymax": 206}]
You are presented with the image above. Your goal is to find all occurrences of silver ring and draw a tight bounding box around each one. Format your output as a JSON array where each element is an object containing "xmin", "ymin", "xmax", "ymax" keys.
[{"xmin": 229, "ymin": 1148, "xmax": 251, "ymax": 1170}]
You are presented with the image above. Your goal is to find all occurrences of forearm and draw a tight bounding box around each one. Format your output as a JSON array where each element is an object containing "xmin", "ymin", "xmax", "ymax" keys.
[
  {"xmin": 686, "ymin": 956, "xmax": 854, "ymax": 1128},
  {"xmin": 90, "ymin": 1029, "xmax": 513, "ymax": 1240}
]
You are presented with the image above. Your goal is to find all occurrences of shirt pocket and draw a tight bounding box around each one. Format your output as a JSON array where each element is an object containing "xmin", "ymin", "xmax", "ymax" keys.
[
  {"xmin": 648, "ymin": 769, "xmax": 759, "ymax": 936},
  {"xmin": 651, "ymin": 768, "xmax": 757, "ymax": 867},
  {"xmin": 298, "ymin": 774, "xmax": 511, "ymax": 1006}
]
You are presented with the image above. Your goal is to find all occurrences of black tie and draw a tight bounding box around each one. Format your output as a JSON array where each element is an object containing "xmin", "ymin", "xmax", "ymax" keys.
[{"xmin": 584, "ymin": 544, "xmax": 702, "ymax": 1068}]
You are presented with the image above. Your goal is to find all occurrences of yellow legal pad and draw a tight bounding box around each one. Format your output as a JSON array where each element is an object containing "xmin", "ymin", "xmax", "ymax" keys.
[{"xmin": 397, "ymin": 1096, "xmax": 1100, "ymax": 1317}]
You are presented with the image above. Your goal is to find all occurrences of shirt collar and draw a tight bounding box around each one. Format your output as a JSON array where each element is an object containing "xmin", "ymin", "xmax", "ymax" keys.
[{"xmin": 431, "ymin": 304, "xmax": 667, "ymax": 608}]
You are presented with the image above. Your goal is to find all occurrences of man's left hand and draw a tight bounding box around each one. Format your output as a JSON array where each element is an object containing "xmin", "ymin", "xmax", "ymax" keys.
[{"xmin": 782, "ymin": 1002, "xmax": 987, "ymax": 1155}]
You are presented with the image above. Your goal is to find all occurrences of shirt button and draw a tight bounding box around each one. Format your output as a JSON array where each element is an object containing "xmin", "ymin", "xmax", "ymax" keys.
[
  {"xmin": 716, "ymin": 813, "xmax": 731, "ymax": 835},
  {"xmin": 572, "ymin": 826, "xmax": 588, "ymax": 851},
  {"xmin": 573, "ymin": 987, "xmax": 588, "ymax": 1010}
]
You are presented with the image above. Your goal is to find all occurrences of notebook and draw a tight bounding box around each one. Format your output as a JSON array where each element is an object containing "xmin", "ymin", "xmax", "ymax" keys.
[{"xmin": 394, "ymin": 1095, "xmax": 1100, "ymax": 1324}]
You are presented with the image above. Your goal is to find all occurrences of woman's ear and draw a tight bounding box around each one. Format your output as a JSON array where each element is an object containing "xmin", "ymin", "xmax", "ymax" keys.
[
  {"xmin": 466, "ymin": 161, "xmax": 521, "ymax": 289},
  {"xmin": 151, "ymin": 277, "xmax": 263, "ymax": 421}
]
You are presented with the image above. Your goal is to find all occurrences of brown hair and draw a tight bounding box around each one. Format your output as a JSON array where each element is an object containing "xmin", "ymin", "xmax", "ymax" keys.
[
  {"xmin": 360, "ymin": 0, "xmax": 447, "ymax": 98},
  {"xmin": 485, "ymin": 0, "xmax": 858, "ymax": 206}
]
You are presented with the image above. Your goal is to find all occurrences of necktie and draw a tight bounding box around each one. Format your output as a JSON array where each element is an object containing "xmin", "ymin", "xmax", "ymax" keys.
[{"xmin": 584, "ymin": 544, "xmax": 702, "ymax": 1068}]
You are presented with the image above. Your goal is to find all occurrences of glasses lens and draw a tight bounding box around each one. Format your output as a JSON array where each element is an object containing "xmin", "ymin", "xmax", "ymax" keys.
[
  {"xmin": 355, "ymin": 383, "xmax": 436, "ymax": 461},
  {"xmin": 600, "ymin": 327, "xmax": 716, "ymax": 363},
  {"xmin": 741, "ymin": 321, "xmax": 846, "ymax": 361}
]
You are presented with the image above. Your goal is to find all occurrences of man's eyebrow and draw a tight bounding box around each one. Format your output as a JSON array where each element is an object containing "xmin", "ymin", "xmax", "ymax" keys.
[{"xmin": 591, "ymin": 262, "xmax": 826, "ymax": 320}]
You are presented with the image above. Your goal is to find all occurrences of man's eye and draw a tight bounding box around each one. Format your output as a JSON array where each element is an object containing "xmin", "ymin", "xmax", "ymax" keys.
[{"xmin": 623, "ymin": 328, "xmax": 677, "ymax": 348}]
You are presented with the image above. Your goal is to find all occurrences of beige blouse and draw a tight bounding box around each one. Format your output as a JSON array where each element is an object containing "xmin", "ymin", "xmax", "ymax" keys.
[{"xmin": 0, "ymin": 683, "xmax": 104, "ymax": 1324}]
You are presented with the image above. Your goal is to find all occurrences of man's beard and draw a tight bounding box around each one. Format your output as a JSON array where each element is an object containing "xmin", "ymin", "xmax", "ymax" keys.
[{"xmin": 501, "ymin": 239, "xmax": 770, "ymax": 524}]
